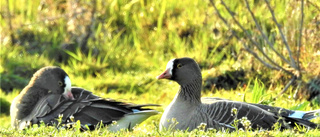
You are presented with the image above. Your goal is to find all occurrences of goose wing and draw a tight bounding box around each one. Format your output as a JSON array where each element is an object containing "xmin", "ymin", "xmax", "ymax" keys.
[
  {"xmin": 21, "ymin": 88, "xmax": 158, "ymax": 130},
  {"xmin": 203, "ymin": 98, "xmax": 319, "ymax": 130},
  {"xmin": 202, "ymin": 97, "xmax": 320, "ymax": 120},
  {"xmin": 203, "ymin": 100, "xmax": 279, "ymax": 129}
]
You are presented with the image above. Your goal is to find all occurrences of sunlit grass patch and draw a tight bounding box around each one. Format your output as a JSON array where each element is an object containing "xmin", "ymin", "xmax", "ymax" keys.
[{"xmin": 1, "ymin": 0, "xmax": 320, "ymax": 136}]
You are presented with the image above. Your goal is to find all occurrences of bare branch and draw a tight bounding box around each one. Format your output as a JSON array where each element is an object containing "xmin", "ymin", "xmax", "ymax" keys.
[
  {"xmin": 6, "ymin": 0, "xmax": 15, "ymax": 45},
  {"xmin": 209, "ymin": 0, "xmax": 281, "ymax": 71},
  {"xmin": 276, "ymin": 76, "xmax": 297, "ymax": 99},
  {"xmin": 242, "ymin": 45, "xmax": 281, "ymax": 70},
  {"xmin": 307, "ymin": 0, "xmax": 320, "ymax": 12},
  {"xmin": 244, "ymin": 0, "xmax": 291, "ymax": 65},
  {"xmin": 210, "ymin": 0, "xmax": 305, "ymax": 96},
  {"xmin": 79, "ymin": 0, "xmax": 97, "ymax": 52},
  {"xmin": 296, "ymin": 0, "xmax": 304, "ymax": 79},
  {"xmin": 218, "ymin": 0, "xmax": 295, "ymax": 76},
  {"xmin": 264, "ymin": 0, "xmax": 297, "ymax": 69}
]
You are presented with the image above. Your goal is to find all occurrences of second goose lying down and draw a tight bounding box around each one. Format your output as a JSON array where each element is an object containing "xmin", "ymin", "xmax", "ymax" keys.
[
  {"xmin": 10, "ymin": 66, "xmax": 159, "ymax": 131},
  {"xmin": 157, "ymin": 57, "xmax": 320, "ymax": 131}
]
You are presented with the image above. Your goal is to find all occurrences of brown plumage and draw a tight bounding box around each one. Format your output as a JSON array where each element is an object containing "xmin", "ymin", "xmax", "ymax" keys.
[
  {"xmin": 157, "ymin": 57, "xmax": 320, "ymax": 131},
  {"xmin": 10, "ymin": 66, "xmax": 159, "ymax": 131}
]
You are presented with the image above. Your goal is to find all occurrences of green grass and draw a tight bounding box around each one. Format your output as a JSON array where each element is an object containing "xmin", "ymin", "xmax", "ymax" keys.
[{"xmin": 1, "ymin": 0, "xmax": 320, "ymax": 136}]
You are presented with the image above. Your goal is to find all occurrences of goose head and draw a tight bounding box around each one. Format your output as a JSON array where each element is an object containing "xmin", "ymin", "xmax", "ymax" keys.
[
  {"xmin": 31, "ymin": 66, "xmax": 74, "ymax": 99},
  {"xmin": 157, "ymin": 57, "xmax": 202, "ymax": 85}
]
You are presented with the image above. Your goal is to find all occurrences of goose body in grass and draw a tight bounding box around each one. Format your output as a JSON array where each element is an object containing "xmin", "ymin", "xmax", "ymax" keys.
[
  {"xmin": 10, "ymin": 66, "xmax": 159, "ymax": 131},
  {"xmin": 157, "ymin": 57, "xmax": 320, "ymax": 131}
]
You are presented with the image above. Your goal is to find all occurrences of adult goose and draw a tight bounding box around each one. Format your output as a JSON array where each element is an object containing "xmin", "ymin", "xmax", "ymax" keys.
[
  {"xmin": 10, "ymin": 66, "xmax": 159, "ymax": 131},
  {"xmin": 157, "ymin": 57, "xmax": 320, "ymax": 131}
]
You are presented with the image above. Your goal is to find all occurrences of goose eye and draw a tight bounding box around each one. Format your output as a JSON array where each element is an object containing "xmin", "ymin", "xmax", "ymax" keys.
[
  {"xmin": 177, "ymin": 63, "xmax": 182, "ymax": 69},
  {"xmin": 58, "ymin": 81, "xmax": 63, "ymax": 87}
]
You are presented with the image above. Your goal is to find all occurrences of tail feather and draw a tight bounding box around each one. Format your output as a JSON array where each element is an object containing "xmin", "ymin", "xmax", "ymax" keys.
[
  {"xmin": 288, "ymin": 109, "xmax": 320, "ymax": 120},
  {"xmin": 302, "ymin": 109, "xmax": 320, "ymax": 120},
  {"xmin": 283, "ymin": 115, "xmax": 319, "ymax": 129}
]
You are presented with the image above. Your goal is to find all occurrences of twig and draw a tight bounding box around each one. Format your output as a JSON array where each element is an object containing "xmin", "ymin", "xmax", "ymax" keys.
[
  {"xmin": 219, "ymin": 0, "xmax": 295, "ymax": 76},
  {"xmin": 275, "ymin": 76, "xmax": 297, "ymax": 99},
  {"xmin": 210, "ymin": 0, "xmax": 305, "ymax": 96},
  {"xmin": 209, "ymin": 0, "xmax": 280, "ymax": 70},
  {"xmin": 296, "ymin": 0, "xmax": 304, "ymax": 80},
  {"xmin": 243, "ymin": 0, "xmax": 290, "ymax": 65},
  {"xmin": 6, "ymin": 0, "xmax": 15, "ymax": 45},
  {"xmin": 79, "ymin": 0, "xmax": 96, "ymax": 52},
  {"xmin": 307, "ymin": 0, "xmax": 320, "ymax": 12},
  {"xmin": 264, "ymin": 0, "xmax": 297, "ymax": 70}
]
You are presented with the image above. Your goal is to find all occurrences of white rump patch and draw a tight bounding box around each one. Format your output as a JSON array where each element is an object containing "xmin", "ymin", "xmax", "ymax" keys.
[
  {"xmin": 166, "ymin": 58, "xmax": 175, "ymax": 75},
  {"xmin": 107, "ymin": 110, "xmax": 159, "ymax": 131},
  {"xmin": 64, "ymin": 76, "xmax": 72, "ymax": 94},
  {"xmin": 289, "ymin": 111, "xmax": 305, "ymax": 119}
]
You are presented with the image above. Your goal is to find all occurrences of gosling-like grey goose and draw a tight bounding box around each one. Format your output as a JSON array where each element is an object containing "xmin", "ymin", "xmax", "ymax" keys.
[
  {"xmin": 10, "ymin": 66, "xmax": 159, "ymax": 131},
  {"xmin": 157, "ymin": 57, "xmax": 320, "ymax": 131}
]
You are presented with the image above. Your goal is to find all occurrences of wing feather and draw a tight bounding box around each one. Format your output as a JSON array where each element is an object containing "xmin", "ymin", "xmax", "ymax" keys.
[
  {"xmin": 22, "ymin": 87, "xmax": 158, "ymax": 130},
  {"xmin": 202, "ymin": 99, "xmax": 279, "ymax": 129}
]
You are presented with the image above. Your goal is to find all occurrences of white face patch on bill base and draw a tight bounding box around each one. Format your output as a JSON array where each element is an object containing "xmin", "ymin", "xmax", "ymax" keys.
[
  {"xmin": 63, "ymin": 76, "xmax": 74, "ymax": 99},
  {"xmin": 64, "ymin": 76, "xmax": 72, "ymax": 93},
  {"xmin": 156, "ymin": 58, "xmax": 175, "ymax": 79},
  {"xmin": 166, "ymin": 58, "xmax": 175, "ymax": 75}
]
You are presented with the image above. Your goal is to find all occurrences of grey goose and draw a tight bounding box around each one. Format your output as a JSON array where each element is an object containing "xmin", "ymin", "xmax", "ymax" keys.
[
  {"xmin": 157, "ymin": 57, "xmax": 320, "ymax": 131},
  {"xmin": 10, "ymin": 66, "xmax": 159, "ymax": 131}
]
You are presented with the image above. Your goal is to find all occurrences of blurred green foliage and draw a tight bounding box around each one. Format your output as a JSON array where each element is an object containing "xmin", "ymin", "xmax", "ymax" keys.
[{"xmin": 0, "ymin": 0, "xmax": 319, "ymax": 135}]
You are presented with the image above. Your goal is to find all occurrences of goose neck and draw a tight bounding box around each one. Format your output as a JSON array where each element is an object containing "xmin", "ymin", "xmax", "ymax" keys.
[{"xmin": 177, "ymin": 78, "xmax": 202, "ymax": 103}]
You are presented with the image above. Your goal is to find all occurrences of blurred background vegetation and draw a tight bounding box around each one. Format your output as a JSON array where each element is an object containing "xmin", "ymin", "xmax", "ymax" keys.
[{"xmin": 0, "ymin": 0, "xmax": 320, "ymax": 135}]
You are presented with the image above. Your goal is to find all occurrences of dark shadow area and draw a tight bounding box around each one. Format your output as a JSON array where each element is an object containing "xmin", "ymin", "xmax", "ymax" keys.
[
  {"xmin": 0, "ymin": 73, "xmax": 29, "ymax": 93},
  {"xmin": 203, "ymin": 69, "xmax": 246, "ymax": 91},
  {"xmin": 0, "ymin": 97, "xmax": 11, "ymax": 115},
  {"xmin": 93, "ymin": 78, "xmax": 155, "ymax": 95},
  {"xmin": 305, "ymin": 78, "xmax": 320, "ymax": 104}
]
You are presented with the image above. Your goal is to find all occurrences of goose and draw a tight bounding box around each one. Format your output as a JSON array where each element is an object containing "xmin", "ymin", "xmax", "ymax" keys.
[
  {"xmin": 10, "ymin": 66, "xmax": 159, "ymax": 131},
  {"xmin": 157, "ymin": 57, "xmax": 320, "ymax": 131}
]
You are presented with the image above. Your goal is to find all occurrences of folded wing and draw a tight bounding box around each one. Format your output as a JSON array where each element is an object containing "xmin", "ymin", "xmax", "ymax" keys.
[{"xmin": 21, "ymin": 87, "xmax": 159, "ymax": 130}]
